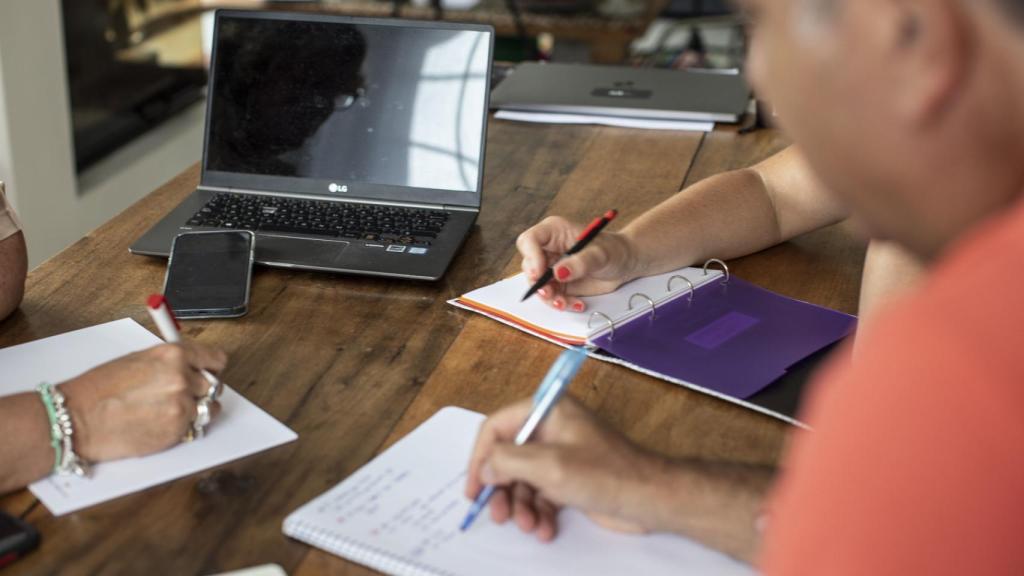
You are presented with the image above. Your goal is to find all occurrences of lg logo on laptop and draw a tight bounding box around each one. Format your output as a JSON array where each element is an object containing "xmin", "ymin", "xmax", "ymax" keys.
[{"xmin": 328, "ymin": 183, "xmax": 348, "ymax": 193}]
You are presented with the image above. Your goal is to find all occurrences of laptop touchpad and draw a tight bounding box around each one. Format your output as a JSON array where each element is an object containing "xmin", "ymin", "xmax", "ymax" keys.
[{"xmin": 255, "ymin": 235, "xmax": 350, "ymax": 266}]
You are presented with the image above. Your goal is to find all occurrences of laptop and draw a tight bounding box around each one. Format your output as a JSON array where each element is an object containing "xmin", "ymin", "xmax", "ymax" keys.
[
  {"xmin": 490, "ymin": 62, "xmax": 749, "ymax": 123},
  {"xmin": 131, "ymin": 11, "xmax": 494, "ymax": 281}
]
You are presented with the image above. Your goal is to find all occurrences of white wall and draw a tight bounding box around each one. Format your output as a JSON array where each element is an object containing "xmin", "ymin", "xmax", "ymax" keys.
[{"xmin": 0, "ymin": 0, "xmax": 204, "ymax": 269}]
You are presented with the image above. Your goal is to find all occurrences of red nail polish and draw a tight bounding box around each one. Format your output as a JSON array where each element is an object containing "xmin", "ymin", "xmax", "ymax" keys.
[
  {"xmin": 555, "ymin": 266, "xmax": 570, "ymax": 281},
  {"xmin": 572, "ymin": 302, "xmax": 585, "ymax": 312},
  {"xmin": 554, "ymin": 299, "xmax": 565, "ymax": 310}
]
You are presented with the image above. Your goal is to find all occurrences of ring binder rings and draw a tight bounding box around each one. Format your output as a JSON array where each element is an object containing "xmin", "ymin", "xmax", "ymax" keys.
[
  {"xmin": 667, "ymin": 275, "xmax": 695, "ymax": 302},
  {"xmin": 587, "ymin": 312, "xmax": 616, "ymax": 341},
  {"xmin": 595, "ymin": 262, "xmax": 728, "ymax": 338},
  {"xmin": 450, "ymin": 259, "xmax": 857, "ymax": 426},
  {"xmin": 628, "ymin": 293, "xmax": 657, "ymax": 320},
  {"xmin": 703, "ymin": 258, "xmax": 730, "ymax": 283}
]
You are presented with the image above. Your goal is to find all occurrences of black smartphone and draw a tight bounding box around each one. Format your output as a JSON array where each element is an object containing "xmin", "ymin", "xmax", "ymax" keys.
[
  {"xmin": 163, "ymin": 230, "xmax": 255, "ymax": 319},
  {"xmin": 0, "ymin": 512, "xmax": 39, "ymax": 568}
]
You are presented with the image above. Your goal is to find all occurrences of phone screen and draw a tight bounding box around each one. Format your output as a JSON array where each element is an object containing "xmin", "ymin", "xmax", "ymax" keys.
[{"xmin": 164, "ymin": 231, "xmax": 253, "ymax": 317}]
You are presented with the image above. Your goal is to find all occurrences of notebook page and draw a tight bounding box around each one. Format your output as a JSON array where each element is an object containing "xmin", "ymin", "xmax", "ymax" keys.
[
  {"xmin": 453, "ymin": 267, "xmax": 723, "ymax": 344},
  {"xmin": 284, "ymin": 406, "xmax": 752, "ymax": 576}
]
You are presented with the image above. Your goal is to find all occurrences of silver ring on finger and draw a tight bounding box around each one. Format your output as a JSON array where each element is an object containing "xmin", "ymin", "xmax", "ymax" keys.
[{"xmin": 192, "ymin": 397, "xmax": 212, "ymax": 439}]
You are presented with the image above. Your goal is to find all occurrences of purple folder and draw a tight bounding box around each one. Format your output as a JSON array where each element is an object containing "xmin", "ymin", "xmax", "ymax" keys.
[{"xmin": 590, "ymin": 277, "xmax": 856, "ymax": 400}]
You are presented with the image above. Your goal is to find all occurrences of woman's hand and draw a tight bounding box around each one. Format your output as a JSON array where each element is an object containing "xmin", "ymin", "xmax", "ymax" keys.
[
  {"xmin": 516, "ymin": 216, "xmax": 642, "ymax": 313},
  {"xmin": 60, "ymin": 342, "xmax": 228, "ymax": 462},
  {"xmin": 465, "ymin": 396, "xmax": 669, "ymax": 541}
]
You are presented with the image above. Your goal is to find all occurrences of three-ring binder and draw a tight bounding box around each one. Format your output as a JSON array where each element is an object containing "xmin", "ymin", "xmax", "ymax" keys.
[{"xmin": 453, "ymin": 255, "xmax": 856, "ymax": 426}]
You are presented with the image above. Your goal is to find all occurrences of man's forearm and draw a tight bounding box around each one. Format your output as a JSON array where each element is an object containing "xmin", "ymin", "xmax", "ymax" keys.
[
  {"xmin": 858, "ymin": 240, "xmax": 925, "ymax": 323},
  {"xmin": 645, "ymin": 456, "xmax": 777, "ymax": 564},
  {"xmin": 0, "ymin": 393, "xmax": 56, "ymax": 494}
]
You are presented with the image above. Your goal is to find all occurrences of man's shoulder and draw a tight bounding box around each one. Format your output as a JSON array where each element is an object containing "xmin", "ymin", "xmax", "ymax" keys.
[
  {"xmin": 762, "ymin": 201, "xmax": 1024, "ymax": 576},
  {"xmin": 873, "ymin": 201, "xmax": 1024, "ymax": 362}
]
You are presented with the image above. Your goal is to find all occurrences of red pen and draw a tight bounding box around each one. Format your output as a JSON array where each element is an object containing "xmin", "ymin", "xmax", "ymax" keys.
[
  {"xmin": 521, "ymin": 209, "xmax": 618, "ymax": 302},
  {"xmin": 146, "ymin": 294, "xmax": 223, "ymax": 399}
]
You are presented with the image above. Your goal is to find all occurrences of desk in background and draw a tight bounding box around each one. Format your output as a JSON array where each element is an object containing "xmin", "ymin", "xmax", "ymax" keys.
[
  {"xmin": 146, "ymin": 0, "xmax": 671, "ymax": 65},
  {"xmin": 0, "ymin": 121, "xmax": 865, "ymax": 575}
]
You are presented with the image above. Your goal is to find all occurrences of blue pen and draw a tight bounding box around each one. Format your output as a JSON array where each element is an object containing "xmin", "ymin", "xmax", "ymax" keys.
[{"xmin": 460, "ymin": 347, "xmax": 588, "ymax": 532}]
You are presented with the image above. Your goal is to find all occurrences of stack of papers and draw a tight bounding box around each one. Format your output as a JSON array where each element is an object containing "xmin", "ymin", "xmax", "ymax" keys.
[{"xmin": 494, "ymin": 110, "xmax": 714, "ymax": 132}]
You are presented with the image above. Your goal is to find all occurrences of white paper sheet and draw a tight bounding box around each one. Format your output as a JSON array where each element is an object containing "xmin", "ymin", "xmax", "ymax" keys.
[
  {"xmin": 0, "ymin": 318, "xmax": 297, "ymax": 516},
  {"xmin": 284, "ymin": 407, "xmax": 753, "ymax": 576},
  {"xmin": 494, "ymin": 110, "xmax": 714, "ymax": 132}
]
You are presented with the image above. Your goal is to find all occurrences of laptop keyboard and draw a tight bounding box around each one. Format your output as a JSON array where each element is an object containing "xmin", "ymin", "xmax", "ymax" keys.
[{"xmin": 185, "ymin": 192, "xmax": 448, "ymax": 245}]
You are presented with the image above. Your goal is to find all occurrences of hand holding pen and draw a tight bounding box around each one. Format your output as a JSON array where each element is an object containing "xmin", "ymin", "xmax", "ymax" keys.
[
  {"xmin": 521, "ymin": 210, "xmax": 617, "ymax": 303},
  {"xmin": 462, "ymin": 377, "xmax": 659, "ymax": 541},
  {"xmin": 517, "ymin": 211, "xmax": 639, "ymax": 312},
  {"xmin": 460, "ymin": 347, "xmax": 587, "ymax": 532},
  {"xmin": 147, "ymin": 294, "xmax": 225, "ymax": 440}
]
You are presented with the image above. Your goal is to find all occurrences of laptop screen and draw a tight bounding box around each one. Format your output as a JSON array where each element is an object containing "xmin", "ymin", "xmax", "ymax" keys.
[{"xmin": 204, "ymin": 13, "xmax": 491, "ymax": 200}]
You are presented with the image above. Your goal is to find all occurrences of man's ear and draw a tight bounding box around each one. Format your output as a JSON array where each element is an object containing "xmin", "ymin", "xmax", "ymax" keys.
[{"xmin": 887, "ymin": 0, "xmax": 970, "ymax": 126}]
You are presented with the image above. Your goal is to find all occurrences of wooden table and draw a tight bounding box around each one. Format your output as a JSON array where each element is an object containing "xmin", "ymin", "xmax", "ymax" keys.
[{"xmin": 0, "ymin": 120, "xmax": 865, "ymax": 575}]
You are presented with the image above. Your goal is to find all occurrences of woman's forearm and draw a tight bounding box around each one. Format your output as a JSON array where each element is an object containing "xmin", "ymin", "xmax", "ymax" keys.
[
  {"xmin": 623, "ymin": 167, "xmax": 786, "ymax": 277},
  {"xmin": 622, "ymin": 146, "xmax": 848, "ymax": 278},
  {"xmin": 0, "ymin": 392, "xmax": 55, "ymax": 494}
]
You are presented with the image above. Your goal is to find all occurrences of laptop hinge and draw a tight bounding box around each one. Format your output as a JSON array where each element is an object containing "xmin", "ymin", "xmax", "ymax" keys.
[{"xmin": 198, "ymin": 185, "xmax": 478, "ymax": 212}]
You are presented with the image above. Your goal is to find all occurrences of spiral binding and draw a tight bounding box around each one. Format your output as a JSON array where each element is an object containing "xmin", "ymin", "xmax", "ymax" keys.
[
  {"xmin": 587, "ymin": 258, "xmax": 728, "ymax": 339},
  {"xmin": 285, "ymin": 518, "xmax": 455, "ymax": 576}
]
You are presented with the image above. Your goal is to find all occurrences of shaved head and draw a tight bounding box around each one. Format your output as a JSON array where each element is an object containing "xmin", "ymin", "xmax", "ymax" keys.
[{"xmin": 740, "ymin": 0, "xmax": 1024, "ymax": 259}]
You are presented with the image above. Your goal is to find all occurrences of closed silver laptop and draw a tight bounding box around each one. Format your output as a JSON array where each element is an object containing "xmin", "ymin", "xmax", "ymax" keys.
[{"xmin": 490, "ymin": 62, "xmax": 749, "ymax": 123}]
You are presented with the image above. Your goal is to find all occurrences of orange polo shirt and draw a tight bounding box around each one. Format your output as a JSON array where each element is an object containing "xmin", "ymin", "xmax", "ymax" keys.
[{"xmin": 760, "ymin": 198, "xmax": 1024, "ymax": 575}]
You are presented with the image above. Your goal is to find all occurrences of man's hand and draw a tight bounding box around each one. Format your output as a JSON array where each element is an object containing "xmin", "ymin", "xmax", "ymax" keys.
[
  {"xmin": 465, "ymin": 396, "xmax": 669, "ymax": 541},
  {"xmin": 516, "ymin": 216, "xmax": 641, "ymax": 313},
  {"xmin": 60, "ymin": 342, "xmax": 228, "ymax": 462}
]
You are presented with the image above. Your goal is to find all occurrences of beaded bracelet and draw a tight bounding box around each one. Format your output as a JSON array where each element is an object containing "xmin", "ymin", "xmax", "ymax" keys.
[
  {"xmin": 36, "ymin": 383, "xmax": 63, "ymax": 472},
  {"xmin": 36, "ymin": 383, "xmax": 90, "ymax": 477}
]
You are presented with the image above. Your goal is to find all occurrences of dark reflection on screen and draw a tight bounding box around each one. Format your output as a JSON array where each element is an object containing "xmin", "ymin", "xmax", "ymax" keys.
[{"xmin": 206, "ymin": 17, "xmax": 489, "ymax": 193}]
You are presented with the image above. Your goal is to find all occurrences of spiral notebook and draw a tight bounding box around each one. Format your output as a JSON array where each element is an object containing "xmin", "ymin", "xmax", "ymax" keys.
[
  {"xmin": 450, "ymin": 260, "xmax": 857, "ymax": 425},
  {"xmin": 283, "ymin": 406, "xmax": 754, "ymax": 576}
]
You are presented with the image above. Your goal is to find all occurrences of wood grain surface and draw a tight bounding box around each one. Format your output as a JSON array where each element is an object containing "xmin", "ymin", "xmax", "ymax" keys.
[{"xmin": 0, "ymin": 122, "xmax": 865, "ymax": 575}]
